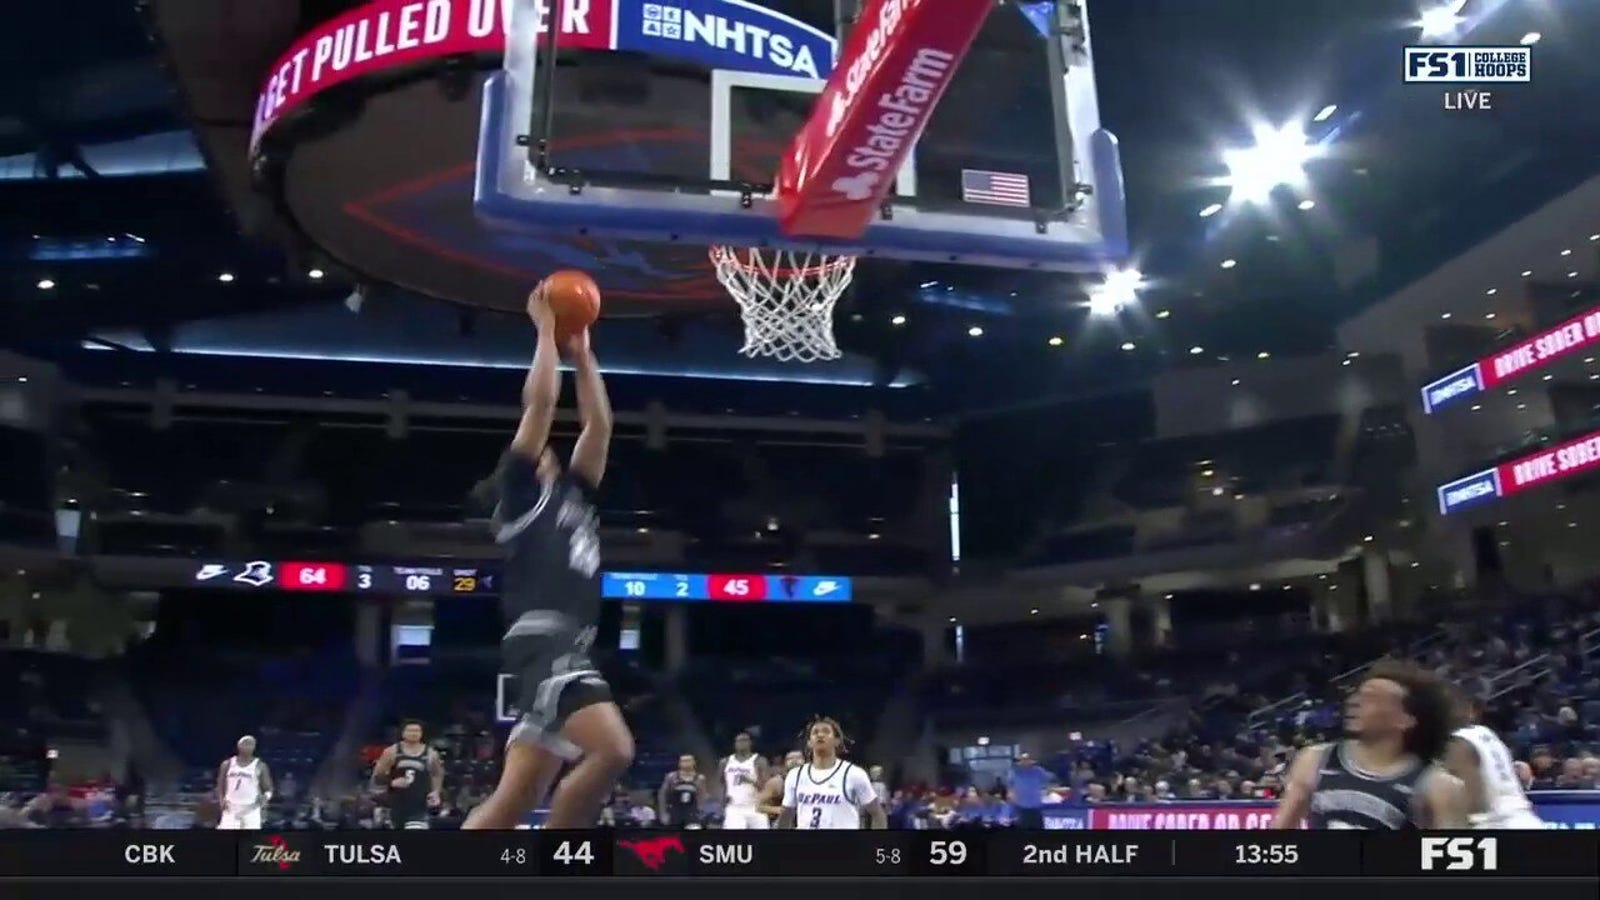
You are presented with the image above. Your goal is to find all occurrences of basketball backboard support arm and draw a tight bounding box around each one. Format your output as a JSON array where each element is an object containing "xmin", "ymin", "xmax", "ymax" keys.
[{"xmin": 476, "ymin": 0, "xmax": 1129, "ymax": 272}]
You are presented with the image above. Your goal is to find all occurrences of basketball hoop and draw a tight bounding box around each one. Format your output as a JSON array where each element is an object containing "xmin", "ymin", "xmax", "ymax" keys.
[{"xmin": 709, "ymin": 246, "xmax": 857, "ymax": 363}]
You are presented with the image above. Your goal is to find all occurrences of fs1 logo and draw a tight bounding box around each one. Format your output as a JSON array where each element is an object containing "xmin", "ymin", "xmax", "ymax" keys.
[
  {"xmin": 1404, "ymin": 46, "xmax": 1531, "ymax": 83},
  {"xmin": 1420, "ymin": 837, "xmax": 1499, "ymax": 871}
]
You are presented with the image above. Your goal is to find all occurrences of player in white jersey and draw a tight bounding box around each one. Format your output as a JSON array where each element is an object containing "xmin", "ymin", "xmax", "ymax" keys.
[
  {"xmin": 719, "ymin": 732, "xmax": 770, "ymax": 830},
  {"xmin": 1445, "ymin": 695, "xmax": 1543, "ymax": 829},
  {"xmin": 779, "ymin": 718, "xmax": 886, "ymax": 830},
  {"xmin": 216, "ymin": 735, "xmax": 273, "ymax": 830}
]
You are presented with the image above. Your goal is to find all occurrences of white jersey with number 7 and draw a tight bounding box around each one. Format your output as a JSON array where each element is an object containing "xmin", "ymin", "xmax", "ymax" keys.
[{"xmin": 783, "ymin": 760, "xmax": 875, "ymax": 830}]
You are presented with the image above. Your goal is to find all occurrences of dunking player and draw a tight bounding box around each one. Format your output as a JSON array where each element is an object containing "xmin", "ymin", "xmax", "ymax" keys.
[
  {"xmin": 1272, "ymin": 660, "xmax": 1468, "ymax": 829},
  {"xmin": 462, "ymin": 284, "xmax": 632, "ymax": 830},
  {"xmin": 720, "ymin": 732, "xmax": 770, "ymax": 830},
  {"xmin": 1445, "ymin": 693, "xmax": 1544, "ymax": 828},
  {"xmin": 216, "ymin": 736, "xmax": 272, "ymax": 830},
  {"xmin": 658, "ymin": 755, "xmax": 707, "ymax": 828},
  {"xmin": 779, "ymin": 718, "xmax": 887, "ymax": 829},
  {"xmin": 759, "ymin": 750, "xmax": 804, "ymax": 822},
  {"xmin": 371, "ymin": 720, "xmax": 443, "ymax": 829}
]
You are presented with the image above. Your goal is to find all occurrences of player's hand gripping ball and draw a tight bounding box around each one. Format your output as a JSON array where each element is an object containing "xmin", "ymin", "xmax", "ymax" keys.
[{"xmin": 541, "ymin": 269, "xmax": 602, "ymax": 339}]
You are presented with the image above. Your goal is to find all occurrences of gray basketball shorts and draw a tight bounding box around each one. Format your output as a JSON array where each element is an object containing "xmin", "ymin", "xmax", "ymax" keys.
[{"xmin": 501, "ymin": 613, "xmax": 612, "ymax": 760}]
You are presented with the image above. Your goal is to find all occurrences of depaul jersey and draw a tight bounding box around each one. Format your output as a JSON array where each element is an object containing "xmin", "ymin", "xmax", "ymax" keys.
[
  {"xmin": 494, "ymin": 457, "xmax": 601, "ymax": 629},
  {"xmin": 224, "ymin": 758, "xmax": 261, "ymax": 809},
  {"xmin": 724, "ymin": 755, "xmax": 761, "ymax": 807},
  {"xmin": 1453, "ymin": 725, "xmax": 1540, "ymax": 828},
  {"xmin": 783, "ymin": 760, "xmax": 875, "ymax": 830}
]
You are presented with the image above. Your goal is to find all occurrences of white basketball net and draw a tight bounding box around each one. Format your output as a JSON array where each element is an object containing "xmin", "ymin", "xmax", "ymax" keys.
[{"xmin": 709, "ymin": 246, "xmax": 857, "ymax": 363}]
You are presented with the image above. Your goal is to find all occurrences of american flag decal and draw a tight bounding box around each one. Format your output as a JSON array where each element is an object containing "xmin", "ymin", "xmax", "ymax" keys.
[{"xmin": 961, "ymin": 169, "xmax": 1031, "ymax": 207}]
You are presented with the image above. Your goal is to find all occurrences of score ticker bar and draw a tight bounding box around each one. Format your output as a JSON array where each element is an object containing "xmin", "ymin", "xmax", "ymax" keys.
[{"xmin": 0, "ymin": 831, "xmax": 1592, "ymax": 878}]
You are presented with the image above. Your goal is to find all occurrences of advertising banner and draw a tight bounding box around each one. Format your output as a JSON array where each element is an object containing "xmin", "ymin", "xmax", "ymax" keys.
[
  {"xmin": 1043, "ymin": 792, "xmax": 1599, "ymax": 829},
  {"xmin": 1419, "ymin": 306, "xmax": 1600, "ymax": 414},
  {"xmin": 251, "ymin": 0, "xmax": 838, "ymax": 148}
]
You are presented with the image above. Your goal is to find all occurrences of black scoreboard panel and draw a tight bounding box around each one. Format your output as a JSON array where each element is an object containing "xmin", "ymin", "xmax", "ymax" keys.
[{"xmin": 0, "ymin": 830, "xmax": 1593, "ymax": 879}]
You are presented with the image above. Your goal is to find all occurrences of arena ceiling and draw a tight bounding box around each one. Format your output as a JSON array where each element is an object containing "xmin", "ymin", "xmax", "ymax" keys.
[{"xmin": 1, "ymin": 0, "xmax": 1596, "ymax": 409}]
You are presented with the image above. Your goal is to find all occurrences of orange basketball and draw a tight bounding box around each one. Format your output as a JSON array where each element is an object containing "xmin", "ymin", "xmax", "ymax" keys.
[{"xmin": 542, "ymin": 269, "xmax": 601, "ymax": 337}]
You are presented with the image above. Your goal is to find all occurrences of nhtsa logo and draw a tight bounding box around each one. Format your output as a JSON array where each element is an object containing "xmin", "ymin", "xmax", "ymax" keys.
[{"xmin": 1404, "ymin": 46, "xmax": 1531, "ymax": 83}]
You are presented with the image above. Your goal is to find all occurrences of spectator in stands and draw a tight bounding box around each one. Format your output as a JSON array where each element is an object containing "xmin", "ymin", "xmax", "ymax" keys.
[{"xmin": 1004, "ymin": 752, "xmax": 1050, "ymax": 829}]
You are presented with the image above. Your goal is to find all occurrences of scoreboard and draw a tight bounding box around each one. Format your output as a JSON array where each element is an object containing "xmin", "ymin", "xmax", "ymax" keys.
[{"xmin": 185, "ymin": 559, "xmax": 852, "ymax": 603}]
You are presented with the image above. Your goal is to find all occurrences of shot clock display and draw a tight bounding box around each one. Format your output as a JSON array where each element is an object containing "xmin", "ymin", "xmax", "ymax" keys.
[{"xmin": 182, "ymin": 559, "xmax": 851, "ymax": 603}]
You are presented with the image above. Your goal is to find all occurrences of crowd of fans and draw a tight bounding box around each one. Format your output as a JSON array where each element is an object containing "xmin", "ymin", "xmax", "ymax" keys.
[{"xmin": 2, "ymin": 587, "xmax": 1597, "ymax": 830}]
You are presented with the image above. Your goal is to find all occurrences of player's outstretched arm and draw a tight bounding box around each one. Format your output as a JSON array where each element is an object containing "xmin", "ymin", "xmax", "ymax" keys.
[
  {"xmin": 657, "ymin": 774, "xmax": 674, "ymax": 825},
  {"xmin": 777, "ymin": 768, "xmax": 798, "ymax": 829},
  {"xmin": 1422, "ymin": 769, "xmax": 1469, "ymax": 828},
  {"xmin": 428, "ymin": 749, "xmax": 444, "ymax": 806},
  {"xmin": 1270, "ymin": 745, "xmax": 1323, "ymax": 829},
  {"xmin": 256, "ymin": 762, "xmax": 274, "ymax": 811},
  {"xmin": 509, "ymin": 284, "xmax": 561, "ymax": 463},
  {"xmin": 757, "ymin": 775, "xmax": 785, "ymax": 817},
  {"xmin": 215, "ymin": 761, "xmax": 230, "ymax": 809},
  {"xmin": 862, "ymin": 799, "xmax": 888, "ymax": 829},
  {"xmin": 565, "ymin": 329, "xmax": 612, "ymax": 488},
  {"xmin": 847, "ymin": 766, "xmax": 887, "ymax": 829},
  {"xmin": 370, "ymin": 745, "xmax": 397, "ymax": 793}
]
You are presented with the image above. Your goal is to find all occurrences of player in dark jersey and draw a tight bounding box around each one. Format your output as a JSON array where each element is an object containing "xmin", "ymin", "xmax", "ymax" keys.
[
  {"xmin": 371, "ymin": 720, "xmax": 442, "ymax": 829},
  {"xmin": 658, "ymin": 755, "xmax": 707, "ymax": 828},
  {"xmin": 1272, "ymin": 659, "xmax": 1467, "ymax": 829},
  {"xmin": 462, "ymin": 283, "xmax": 632, "ymax": 830}
]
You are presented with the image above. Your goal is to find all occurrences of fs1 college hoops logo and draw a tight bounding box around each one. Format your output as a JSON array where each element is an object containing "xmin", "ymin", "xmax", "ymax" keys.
[{"xmin": 1403, "ymin": 45, "xmax": 1530, "ymax": 114}]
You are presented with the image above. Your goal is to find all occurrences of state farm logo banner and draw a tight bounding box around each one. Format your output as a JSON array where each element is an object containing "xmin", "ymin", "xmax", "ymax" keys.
[{"xmin": 775, "ymin": 0, "xmax": 991, "ymax": 239}]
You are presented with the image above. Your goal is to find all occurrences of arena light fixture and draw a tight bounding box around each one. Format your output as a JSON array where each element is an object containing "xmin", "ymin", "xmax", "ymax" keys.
[
  {"xmin": 1520, "ymin": 32, "xmax": 1541, "ymax": 45},
  {"xmin": 1485, "ymin": 288, "xmax": 1497, "ymax": 295},
  {"xmin": 1120, "ymin": 341, "xmax": 1136, "ymax": 351},
  {"xmin": 36, "ymin": 279, "xmax": 54, "ymax": 290},
  {"xmin": 1190, "ymin": 345, "xmax": 1204, "ymax": 354},
  {"xmin": 1417, "ymin": 1, "xmax": 1467, "ymax": 39},
  {"xmin": 890, "ymin": 314, "xmax": 906, "ymax": 326},
  {"xmin": 1256, "ymin": 351, "xmax": 1270, "ymax": 359},
  {"xmin": 218, "ymin": 272, "xmax": 235, "ymax": 283},
  {"xmin": 1089, "ymin": 268, "xmax": 1144, "ymax": 315},
  {"xmin": 1522, "ymin": 270, "xmax": 1534, "ymax": 277},
  {"xmin": 308, "ymin": 268, "xmax": 325, "ymax": 280},
  {"xmin": 1198, "ymin": 203, "xmax": 1223, "ymax": 218},
  {"xmin": 1154, "ymin": 309, "xmax": 1172, "ymax": 319},
  {"xmin": 1221, "ymin": 123, "xmax": 1320, "ymax": 205},
  {"xmin": 967, "ymin": 326, "xmax": 984, "ymax": 337},
  {"xmin": 1220, "ymin": 259, "xmax": 1237, "ymax": 269},
  {"xmin": 1440, "ymin": 312, "xmax": 1452, "ymax": 319},
  {"xmin": 1048, "ymin": 335, "xmax": 1064, "ymax": 346},
  {"xmin": 1230, "ymin": 378, "xmax": 1241, "ymax": 386},
  {"xmin": 1297, "ymin": 199, "xmax": 1316, "ymax": 211},
  {"xmin": 1313, "ymin": 104, "xmax": 1338, "ymax": 123},
  {"xmin": 1561, "ymin": 249, "xmax": 1573, "ymax": 256}
]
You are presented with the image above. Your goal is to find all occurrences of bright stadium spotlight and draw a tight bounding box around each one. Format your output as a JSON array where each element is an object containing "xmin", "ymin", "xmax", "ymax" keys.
[
  {"xmin": 1417, "ymin": 1, "xmax": 1467, "ymax": 39},
  {"xmin": 1222, "ymin": 123, "xmax": 1320, "ymax": 205},
  {"xmin": 1089, "ymin": 268, "xmax": 1144, "ymax": 316}
]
